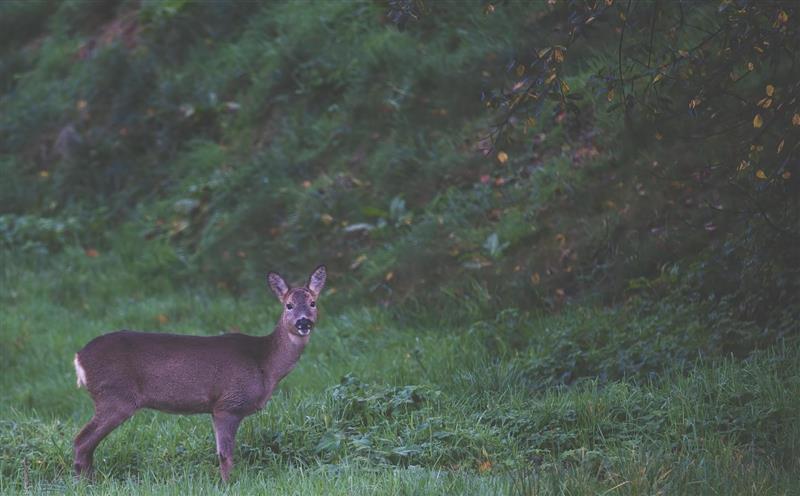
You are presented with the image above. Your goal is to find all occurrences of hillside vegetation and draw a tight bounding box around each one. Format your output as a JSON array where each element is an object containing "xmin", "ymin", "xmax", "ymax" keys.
[{"xmin": 1, "ymin": 0, "xmax": 798, "ymax": 494}]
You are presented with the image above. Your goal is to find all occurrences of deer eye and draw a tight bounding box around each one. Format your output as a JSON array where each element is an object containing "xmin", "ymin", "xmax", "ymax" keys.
[
  {"xmin": 310, "ymin": 301, "xmax": 316, "ymax": 307},
  {"xmin": 286, "ymin": 303, "xmax": 294, "ymax": 310}
]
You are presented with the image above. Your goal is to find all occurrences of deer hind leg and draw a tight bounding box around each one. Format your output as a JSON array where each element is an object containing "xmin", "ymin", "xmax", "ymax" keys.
[
  {"xmin": 74, "ymin": 400, "xmax": 136, "ymax": 478},
  {"xmin": 212, "ymin": 411, "xmax": 243, "ymax": 482}
]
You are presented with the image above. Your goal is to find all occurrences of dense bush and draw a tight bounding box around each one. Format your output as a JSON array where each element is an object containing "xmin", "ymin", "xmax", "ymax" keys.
[{"xmin": 1, "ymin": 0, "xmax": 796, "ymax": 353}]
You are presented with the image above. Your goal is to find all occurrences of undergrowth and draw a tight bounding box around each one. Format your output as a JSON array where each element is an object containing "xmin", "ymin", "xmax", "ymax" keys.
[{"xmin": 1, "ymin": 253, "xmax": 799, "ymax": 494}]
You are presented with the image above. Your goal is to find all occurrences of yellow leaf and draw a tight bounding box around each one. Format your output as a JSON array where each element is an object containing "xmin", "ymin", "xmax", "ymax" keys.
[
  {"xmin": 607, "ymin": 89, "xmax": 615, "ymax": 102},
  {"xmin": 497, "ymin": 151, "xmax": 509, "ymax": 164},
  {"xmin": 157, "ymin": 314, "xmax": 169, "ymax": 324},
  {"xmin": 737, "ymin": 160, "xmax": 749, "ymax": 172},
  {"xmin": 655, "ymin": 132, "xmax": 663, "ymax": 141},
  {"xmin": 747, "ymin": 62, "xmax": 754, "ymax": 71},
  {"xmin": 171, "ymin": 219, "xmax": 189, "ymax": 234},
  {"xmin": 350, "ymin": 254, "xmax": 367, "ymax": 270},
  {"xmin": 652, "ymin": 73, "xmax": 663, "ymax": 84},
  {"xmin": 385, "ymin": 271, "xmax": 394, "ymax": 282},
  {"xmin": 757, "ymin": 97, "xmax": 772, "ymax": 109},
  {"xmin": 515, "ymin": 64, "xmax": 525, "ymax": 77},
  {"xmin": 782, "ymin": 171, "xmax": 791, "ymax": 180},
  {"xmin": 553, "ymin": 48, "xmax": 565, "ymax": 64},
  {"xmin": 766, "ymin": 84, "xmax": 775, "ymax": 97},
  {"xmin": 793, "ymin": 113, "xmax": 800, "ymax": 126},
  {"xmin": 755, "ymin": 169, "xmax": 767, "ymax": 180},
  {"xmin": 753, "ymin": 114, "xmax": 763, "ymax": 128},
  {"xmin": 530, "ymin": 272, "xmax": 541, "ymax": 285},
  {"xmin": 321, "ymin": 213, "xmax": 333, "ymax": 225},
  {"xmin": 778, "ymin": 10, "xmax": 789, "ymax": 24},
  {"xmin": 560, "ymin": 80, "xmax": 570, "ymax": 94},
  {"xmin": 689, "ymin": 98, "xmax": 701, "ymax": 109},
  {"xmin": 777, "ymin": 139, "xmax": 785, "ymax": 154}
]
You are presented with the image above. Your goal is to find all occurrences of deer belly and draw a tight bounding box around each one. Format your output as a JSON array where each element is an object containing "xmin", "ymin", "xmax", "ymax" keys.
[
  {"xmin": 130, "ymin": 364, "xmax": 225, "ymax": 413},
  {"xmin": 140, "ymin": 381, "xmax": 216, "ymax": 414}
]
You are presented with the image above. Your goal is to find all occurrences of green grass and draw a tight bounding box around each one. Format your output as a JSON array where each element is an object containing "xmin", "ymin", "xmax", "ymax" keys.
[{"xmin": 1, "ymin": 251, "xmax": 798, "ymax": 494}]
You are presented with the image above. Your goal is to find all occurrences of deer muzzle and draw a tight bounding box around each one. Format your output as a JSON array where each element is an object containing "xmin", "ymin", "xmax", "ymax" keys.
[{"xmin": 294, "ymin": 318, "xmax": 314, "ymax": 335}]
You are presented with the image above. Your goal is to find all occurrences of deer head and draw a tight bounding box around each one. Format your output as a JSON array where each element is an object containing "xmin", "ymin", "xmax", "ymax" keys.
[{"xmin": 268, "ymin": 265, "xmax": 326, "ymax": 338}]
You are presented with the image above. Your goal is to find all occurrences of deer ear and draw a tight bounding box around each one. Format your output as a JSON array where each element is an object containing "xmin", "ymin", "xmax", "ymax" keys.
[
  {"xmin": 267, "ymin": 272, "xmax": 289, "ymax": 300},
  {"xmin": 307, "ymin": 265, "xmax": 326, "ymax": 295}
]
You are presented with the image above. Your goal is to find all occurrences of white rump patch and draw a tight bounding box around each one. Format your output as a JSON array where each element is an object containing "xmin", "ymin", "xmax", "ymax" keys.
[{"xmin": 74, "ymin": 354, "xmax": 87, "ymax": 388}]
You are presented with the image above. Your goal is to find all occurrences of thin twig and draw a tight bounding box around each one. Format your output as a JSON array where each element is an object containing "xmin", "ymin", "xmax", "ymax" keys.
[
  {"xmin": 727, "ymin": 179, "xmax": 799, "ymax": 239},
  {"xmin": 647, "ymin": 1, "xmax": 659, "ymax": 68},
  {"xmin": 618, "ymin": 0, "xmax": 632, "ymax": 108}
]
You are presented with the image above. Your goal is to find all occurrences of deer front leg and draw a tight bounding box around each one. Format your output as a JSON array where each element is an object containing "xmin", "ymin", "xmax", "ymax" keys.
[{"xmin": 212, "ymin": 411, "xmax": 243, "ymax": 482}]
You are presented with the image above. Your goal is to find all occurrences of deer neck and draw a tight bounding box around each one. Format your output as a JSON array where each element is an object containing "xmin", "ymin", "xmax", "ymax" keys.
[{"xmin": 262, "ymin": 325, "xmax": 308, "ymax": 383}]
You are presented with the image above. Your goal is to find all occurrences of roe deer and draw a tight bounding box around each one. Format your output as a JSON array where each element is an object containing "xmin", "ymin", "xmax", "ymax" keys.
[{"xmin": 73, "ymin": 265, "xmax": 327, "ymax": 482}]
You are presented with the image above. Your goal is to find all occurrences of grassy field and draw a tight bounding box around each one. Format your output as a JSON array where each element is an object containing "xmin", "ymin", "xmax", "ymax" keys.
[
  {"xmin": 1, "ymin": 251, "xmax": 798, "ymax": 495},
  {"xmin": 1, "ymin": 1, "xmax": 798, "ymax": 494}
]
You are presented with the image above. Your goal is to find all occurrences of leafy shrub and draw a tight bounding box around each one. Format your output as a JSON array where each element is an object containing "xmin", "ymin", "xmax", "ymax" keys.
[
  {"xmin": 1, "ymin": 0, "xmax": 796, "ymax": 322},
  {"xmin": 0, "ymin": 214, "xmax": 81, "ymax": 254}
]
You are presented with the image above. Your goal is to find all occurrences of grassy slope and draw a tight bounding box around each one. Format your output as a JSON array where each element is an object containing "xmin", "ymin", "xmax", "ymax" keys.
[
  {"xmin": 1, "ymin": 1, "xmax": 799, "ymax": 494},
  {"xmin": 1, "ymin": 253, "xmax": 798, "ymax": 494}
]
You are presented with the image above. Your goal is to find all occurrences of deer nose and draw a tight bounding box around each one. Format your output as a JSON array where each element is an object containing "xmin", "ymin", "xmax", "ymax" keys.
[{"xmin": 295, "ymin": 318, "xmax": 314, "ymax": 335}]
